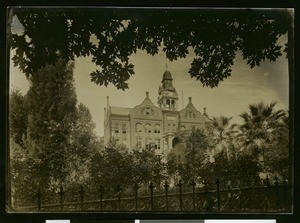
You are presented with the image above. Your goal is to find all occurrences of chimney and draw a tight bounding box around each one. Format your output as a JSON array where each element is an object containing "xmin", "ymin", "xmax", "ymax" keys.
[
  {"xmin": 203, "ymin": 107, "xmax": 207, "ymax": 114},
  {"xmin": 188, "ymin": 97, "xmax": 192, "ymax": 103},
  {"xmin": 106, "ymin": 96, "xmax": 110, "ymax": 108},
  {"xmin": 146, "ymin": 91, "xmax": 149, "ymax": 98}
]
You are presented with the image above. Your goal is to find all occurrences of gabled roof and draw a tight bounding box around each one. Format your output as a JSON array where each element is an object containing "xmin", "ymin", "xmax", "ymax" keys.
[
  {"xmin": 130, "ymin": 95, "xmax": 163, "ymax": 119},
  {"xmin": 110, "ymin": 106, "xmax": 131, "ymax": 116},
  {"xmin": 179, "ymin": 97, "xmax": 210, "ymax": 123}
]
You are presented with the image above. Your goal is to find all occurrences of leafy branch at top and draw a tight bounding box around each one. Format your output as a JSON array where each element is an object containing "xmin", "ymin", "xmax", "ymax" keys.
[{"xmin": 10, "ymin": 9, "xmax": 291, "ymax": 90}]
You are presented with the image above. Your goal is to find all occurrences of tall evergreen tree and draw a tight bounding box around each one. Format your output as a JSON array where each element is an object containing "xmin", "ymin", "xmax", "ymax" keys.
[
  {"xmin": 66, "ymin": 103, "xmax": 101, "ymax": 188},
  {"xmin": 9, "ymin": 89, "xmax": 28, "ymax": 147},
  {"xmin": 25, "ymin": 60, "xmax": 77, "ymax": 190}
]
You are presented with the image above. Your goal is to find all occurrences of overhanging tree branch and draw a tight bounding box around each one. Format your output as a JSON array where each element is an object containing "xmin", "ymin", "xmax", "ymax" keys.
[{"xmin": 10, "ymin": 8, "xmax": 291, "ymax": 90}]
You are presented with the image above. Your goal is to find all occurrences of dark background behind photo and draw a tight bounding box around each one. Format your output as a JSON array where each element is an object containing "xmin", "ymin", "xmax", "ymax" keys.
[{"xmin": 1, "ymin": 0, "xmax": 299, "ymax": 223}]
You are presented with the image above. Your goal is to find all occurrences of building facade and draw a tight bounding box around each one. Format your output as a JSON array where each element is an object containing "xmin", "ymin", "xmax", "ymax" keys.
[{"xmin": 104, "ymin": 69, "xmax": 210, "ymax": 157}]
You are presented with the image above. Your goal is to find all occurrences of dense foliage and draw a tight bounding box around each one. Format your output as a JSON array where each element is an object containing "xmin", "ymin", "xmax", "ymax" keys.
[
  {"xmin": 9, "ymin": 61, "xmax": 102, "ymax": 207},
  {"xmin": 9, "ymin": 98, "xmax": 289, "ymax": 208},
  {"xmin": 10, "ymin": 8, "xmax": 291, "ymax": 90}
]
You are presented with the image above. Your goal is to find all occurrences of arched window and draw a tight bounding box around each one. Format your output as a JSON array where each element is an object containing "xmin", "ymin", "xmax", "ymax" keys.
[
  {"xmin": 166, "ymin": 99, "xmax": 170, "ymax": 109},
  {"xmin": 171, "ymin": 100, "xmax": 175, "ymax": 109},
  {"xmin": 172, "ymin": 123, "xmax": 176, "ymax": 131},
  {"xmin": 135, "ymin": 122, "xmax": 142, "ymax": 134},
  {"xmin": 154, "ymin": 124, "xmax": 160, "ymax": 133},
  {"xmin": 172, "ymin": 137, "xmax": 180, "ymax": 147},
  {"xmin": 186, "ymin": 112, "xmax": 195, "ymax": 119},
  {"xmin": 145, "ymin": 123, "xmax": 152, "ymax": 133}
]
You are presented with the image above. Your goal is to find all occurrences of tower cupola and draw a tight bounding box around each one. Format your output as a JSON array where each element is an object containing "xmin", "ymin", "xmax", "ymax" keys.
[{"xmin": 157, "ymin": 68, "xmax": 179, "ymax": 110}]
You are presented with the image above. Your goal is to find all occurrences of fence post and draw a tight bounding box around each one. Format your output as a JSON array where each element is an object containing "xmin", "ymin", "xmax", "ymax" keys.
[
  {"xmin": 274, "ymin": 176, "xmax": 279, "ymax": 210},
  {"xmin": 238, "ymin": 186, "xmax": 242, "ymax": 211},
  {"xmin": 59, "ymin": 185, "xmax": 64, "ymax": 211},
  {"xmin": 227, "ymin": 183, "xmax": 232, "ymax": 211},
  {"xmin": 266, "ymin": 174, "xmax": 270, "ymax": 187},
  {"xmin": 203, "ymin": 179, "xmax": 209, "ymax": 211},
  {"xmin": 191, "ymin": 179, "xmax": 196, "ymax": 211},
  {"xmin": 116, "ymin": 183, "xmax": 121, "ymax": 211},
  {"xmin": 99, "ymin": 185, "xmax": 103, "ymax": 211},
  {"xmin": 133, "ymin": 183, "xmax": 139, "ymax": 211},
  {"xmin": 216, "ymin": 179, "xmax": 220, "ymax": 212},
  {"xmin": 177, "ymin": 180, "xmax": 183, "ymax": 211},
  {"xmin": 262, "ymin": 174, "xmax": 270, "ymax": 211},
  {"xmin": 37, "ymin": 188, "xmax": 41, "ymax": 211},
  {"xmin": 283, "ymin": 178, "xmax": 287, "ymax": 211},
  {"xmin": 79, "ymin": 185, "xmax": 84, "ymax": 211},
  {"xmin": 164, "ymin": 180, "xmax": 169, "ymax": 211},
  {"xmin": 149, "ymin": 181, "xmax": 155, "ymax": 211}
]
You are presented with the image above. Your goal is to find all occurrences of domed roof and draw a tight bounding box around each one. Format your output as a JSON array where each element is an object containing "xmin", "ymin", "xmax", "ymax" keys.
[{"xmin": 163, "ymin": 70, "xmax": 173, "ymax": 80}]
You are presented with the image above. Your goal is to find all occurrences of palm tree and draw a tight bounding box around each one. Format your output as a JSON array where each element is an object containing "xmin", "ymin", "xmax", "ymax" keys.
[
  {"xmin": 238, "ymin": 102, "xmax": 287, "ymax": 173},
  {"xmin": 210, "ymin": 116, "xmax": 237, "ymax": 161}
]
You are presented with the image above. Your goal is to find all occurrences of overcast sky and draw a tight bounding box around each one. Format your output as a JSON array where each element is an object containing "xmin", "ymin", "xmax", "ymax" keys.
[{"xmin": 10, "ymin": 16, "xmax": 289, "ymax": 137}]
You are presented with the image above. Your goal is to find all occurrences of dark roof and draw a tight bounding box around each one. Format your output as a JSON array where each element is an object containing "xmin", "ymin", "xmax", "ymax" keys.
[{"xmin": 163, "ymin": 70, "xmax": 173, "ymax": 80}]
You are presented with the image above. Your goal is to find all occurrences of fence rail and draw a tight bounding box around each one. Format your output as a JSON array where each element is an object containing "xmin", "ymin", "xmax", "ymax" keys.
[{"xmin": 14, "ymin": 178, "xmax": 292, "ymax": 213}]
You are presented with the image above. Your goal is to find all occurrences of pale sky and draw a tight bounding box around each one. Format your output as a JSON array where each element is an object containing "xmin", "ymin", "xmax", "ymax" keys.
[{"xmin": 9, "ymin": 17, "xmax": 289, "ymax": 137}]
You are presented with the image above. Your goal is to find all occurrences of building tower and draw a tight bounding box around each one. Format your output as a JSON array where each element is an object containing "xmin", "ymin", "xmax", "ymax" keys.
[
  {"xmin": 157, "ymin": 69, "xmax": 179, "ymax": 110},
  {"xmin": 157, "ymin": 68, "xmax": 179, "ymax": 153}
]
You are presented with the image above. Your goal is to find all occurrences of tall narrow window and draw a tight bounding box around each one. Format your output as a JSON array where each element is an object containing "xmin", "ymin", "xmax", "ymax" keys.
[
  {"xmin": 154, "ymin": 124, "xmax": 160, "ymax": 134},
  {"xmin": 156, "ymin": 139, "xmax": 161, "ymax": 149},
  {"xmin": 122, "ymin": 123, "xmax": 126, "ymax": 133},
  {"xmin": 145, "ymin": 123, "xmax": 152, "ymax": 133},
  {"xmin": 114, "ymin": 123, "xmax": 119, "ymax": 133},
  {"xmin": 172, "ymin": 123, "xmax": 176, "ymax": 131},
  {"xmin": 136, "ymin": 137, "xmax": 142, "ymax": 147},
  {"xmin": 135, "ymin": 123, "xmax": 142, "ymax": 134},
  {"xmin": 171, "ymin": 100, "xmax": 175, "ymax": 109},
  {"xmin": 166, "ymin": 99, "xmax": 170, "ymax": 109}
]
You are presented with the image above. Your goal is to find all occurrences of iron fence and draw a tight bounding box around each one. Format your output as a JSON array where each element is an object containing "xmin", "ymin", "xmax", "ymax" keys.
[{"xmin": 13, "ymin": 178, "xmax": 292, "ymax": 212}]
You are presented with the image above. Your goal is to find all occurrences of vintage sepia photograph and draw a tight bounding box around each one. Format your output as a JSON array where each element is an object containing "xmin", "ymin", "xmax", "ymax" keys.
[{"xmin": 7, "ymin": 7, "xmax": 293, "ymax": 213}]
